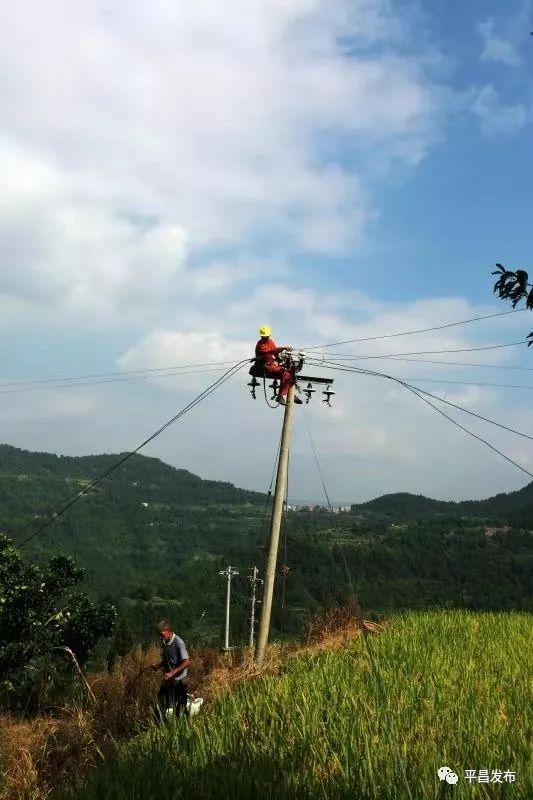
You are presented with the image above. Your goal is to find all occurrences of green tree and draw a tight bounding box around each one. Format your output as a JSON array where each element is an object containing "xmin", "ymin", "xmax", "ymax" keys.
[
  {"xmin": 0, "ymin": 535, "xmax": 116, "ymax": 711},
  {"xmin": 107, "ymin": 617, "xmax": 134, "ymax": 670}
]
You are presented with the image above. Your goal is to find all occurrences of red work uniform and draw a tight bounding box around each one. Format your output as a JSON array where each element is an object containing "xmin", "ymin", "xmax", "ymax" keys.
[{"xmin": 255, "ymin": 338, "xmax": 292, "ymax": 398}]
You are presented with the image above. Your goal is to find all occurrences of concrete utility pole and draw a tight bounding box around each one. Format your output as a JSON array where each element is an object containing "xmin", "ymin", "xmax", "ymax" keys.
[
  {"xmin": 249, "ymin": 565, "xmax": 262, "ymax": 648},
  {"xmin": 219, "ymin": 565, "xmax": 239, "ymax": 651},
  {"xmin": 255, "ymin": 383, "xmax": 296, "ymax": 665}
]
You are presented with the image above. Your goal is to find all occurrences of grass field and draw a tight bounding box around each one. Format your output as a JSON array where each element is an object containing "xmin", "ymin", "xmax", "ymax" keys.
[{"xmin": 55, "ymin": 610, "xmax": 533, "ymax": 800}]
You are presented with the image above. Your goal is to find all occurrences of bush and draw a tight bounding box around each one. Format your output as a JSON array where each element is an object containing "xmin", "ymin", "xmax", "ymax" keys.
[{"xmin": 0, "ymin": 535, "xmax": 116, "ymax": 712}]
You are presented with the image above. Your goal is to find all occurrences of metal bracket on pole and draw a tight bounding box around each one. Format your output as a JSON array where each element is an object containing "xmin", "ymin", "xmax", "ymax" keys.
[{"xmin": 296, "ymin": 375, "xmax": 335, "ymax": 407}]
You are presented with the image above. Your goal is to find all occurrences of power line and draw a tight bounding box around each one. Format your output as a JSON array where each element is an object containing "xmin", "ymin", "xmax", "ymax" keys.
[
  {"xmin": 358, "ymin": 356, "xmax": 533, "ymax": 372},
  {"xmin": 402, "ymin": 384, "xmax": 533, "ymax": 481},
  {"xmin": 308, "ymin": 340, "xmax": 525, "ymax": 362},
  {"xmin": 313, "ymin": 360, "xmax": 533, "ymax": 478},
  {"xmin": 0, "ymin": 366, "xmax": 228, "ymax": 395},
  {"xmin": 402, "ymin": 383, "xmax": 533, "ymax": 442},
  {"xmin": 0, "ymin": 361, "xmax": 238, "ymax": 389},
  {"xmin": 14, "ymin": 360, "xmax": 248, "ymax": 546},
  {"xmin": 316, "ymin": 360, "xmax": 533, "ymax": 442},
  {"xmin": 301, "ymin": 308, "xmax": 526, "ymax": 351},
  {"xmin": 302, "ymin": 407, "xmax": 356, "ymax": 598},
  {"xmin": 301, "ymin": 408, "xmax": 413, "ymax": 800},
  {"xmin": 6, "ymin": 347, "xmax": 530, "ymax": 395},
  {"xmin": 3, "ymin": 307, "xmax": 525, "ymax": 390},
  {"xmin": 381, "ymin": 377, "xmax": 533, "ymax": 391}
]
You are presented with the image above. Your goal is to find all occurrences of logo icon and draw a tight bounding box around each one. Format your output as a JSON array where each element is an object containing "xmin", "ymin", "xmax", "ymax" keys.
[{"xmin": 438, "ymin": 766, "xmax": 459, "ymax": 785}]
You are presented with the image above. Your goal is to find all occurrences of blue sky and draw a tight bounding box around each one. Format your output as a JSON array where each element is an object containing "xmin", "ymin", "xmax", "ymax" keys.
[{"xmin": 0, "ymin": 0, "xmax": 532, "ymax": 503}]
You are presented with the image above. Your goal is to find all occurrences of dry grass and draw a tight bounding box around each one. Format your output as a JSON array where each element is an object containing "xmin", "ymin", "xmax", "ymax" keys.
[
  {"xmin": 0, "ymin": 604, "xmax": 370, "ymax": 800},
  {"xmin": 305, "ymin": 597, "xmax": 387, "ymax": 646}
]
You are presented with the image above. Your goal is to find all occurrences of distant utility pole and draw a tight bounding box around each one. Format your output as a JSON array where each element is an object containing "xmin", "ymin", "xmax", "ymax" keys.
[
  {"xmin": 255, "ymin": 383, "xmax": 296, "ymax": 665},
  {"xmin": 249, "ymin": 565, "xmax": 262, "ymax": 649},
  {"xmin": 219, "ymin": 565, "xmax": 239, "ymax": 651}
]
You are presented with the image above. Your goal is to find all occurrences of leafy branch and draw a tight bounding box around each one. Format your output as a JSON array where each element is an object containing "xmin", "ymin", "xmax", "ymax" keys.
[{"xmin": 492, "ymin": 263, "xmax": 533, "ymax": 345}]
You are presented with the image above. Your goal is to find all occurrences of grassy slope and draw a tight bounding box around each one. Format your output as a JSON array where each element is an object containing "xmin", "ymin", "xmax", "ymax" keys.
[{"xmin": 57, "ymin": 611, "xmax": 533, "ymax": 800}]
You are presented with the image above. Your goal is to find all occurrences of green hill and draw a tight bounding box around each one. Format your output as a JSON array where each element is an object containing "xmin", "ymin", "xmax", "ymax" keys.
[
  {"xmin": 356, "ymin": 482, "xmax": 533, "ymax": 525},
  {"xmin": 1, "ymin": 444, "xmax": 532, "ymax": 645},
  {"xmin": 356, "ymin": 491, "xmax": 455, "ymax": 516}
]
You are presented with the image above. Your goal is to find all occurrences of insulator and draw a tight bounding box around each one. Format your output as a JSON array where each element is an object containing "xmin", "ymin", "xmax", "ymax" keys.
[
  {"xmin": 303, "ymin": 381, "xmax": 315, "ymax": 404},
  {"xmin": 269, "ymin": 379, "xmax": 279, "ymax": 400},
  {"xmin": 322, "ymin": 388, "xmax": 335, "ymax": 407},
  {"xmin": 248, "ymin": 376, "xmax": 259, "ymax": 399}
]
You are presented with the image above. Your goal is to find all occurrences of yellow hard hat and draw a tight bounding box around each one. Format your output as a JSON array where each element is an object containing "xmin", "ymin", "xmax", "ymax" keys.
[{"xmin": 259, "ymin": 325, "xmax": 272, "ymax": 337}]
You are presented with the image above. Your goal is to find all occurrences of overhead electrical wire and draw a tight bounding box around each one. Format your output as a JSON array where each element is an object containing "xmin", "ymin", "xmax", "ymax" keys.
[
  {"xmin": 0, "ymin": 361, "xmax": 239, "ymax": 389},
  {"xmin": 14, "ymin": 359, "xmax": 248, "ymax": 546},
  {"xmin": 302, "ymin": 406, "xmax": 357, "ymax": 602},
  {"xmin": 3, "ymin": 307, "xmax": 525, "ymax": 392},
  {"xmin": 376, "ymin": 377, "xmax": 533, "ymax": 391},
  {"xmin": 2, "ymin": 340, "xmax": 524, "ymax": 396},
  {"xmin": 301, "ymin": 308, "xmax": 526, "ymax": 351},
  {"xmin": 399, "ymin": 383, "xmax": 533, "ymax": 481},
  {"xmin": 3, "ymin": 341, "xmax": 527, "ymax": 395},
  {"xmin": 306, "ymin": 359, "xmax": 533, "ymax": 478},
  {"xmin": 310, "ymin": 340, "xmax": 525, "ymax": 361},
  {"xmin": 0, "ymin": 367, "xmax": 228, "ymax": 395},
  {"xmin": 360, "ymin": 356, "xmax": 533, "ymax": 372},
  {"xmin": 308, "ymin": 359, "xmax": 533, "ymax": 442}
]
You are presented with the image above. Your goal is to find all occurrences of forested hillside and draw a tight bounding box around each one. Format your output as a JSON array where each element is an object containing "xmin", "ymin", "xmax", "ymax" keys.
[
  {"xmin": 1, "ymin": 444, "xmax": 532, "ymax": 649},
  {"xmin": 356, "ymin": 482, "xmax": 533, "ymax": 524}
]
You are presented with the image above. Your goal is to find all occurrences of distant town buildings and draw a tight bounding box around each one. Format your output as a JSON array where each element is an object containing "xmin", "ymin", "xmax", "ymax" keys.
[
  {"xmin": 484, "ymin": 525, "xmax": 510, "ymax": 538},
  {"xmin": 287, "ymin": 504, "xmax": 351, "ymax": 513}
]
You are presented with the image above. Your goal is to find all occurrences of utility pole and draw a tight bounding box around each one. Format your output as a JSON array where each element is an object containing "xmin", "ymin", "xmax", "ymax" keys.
[
  {"xmin": 249, "ymin": 565, "xmax": 262, "ymax": 649},
  {"xmin": 219, "ymin": 565, "xmax": 239, "ymax": 651},
  {"xmin": 255, "ymin": 383, "xmax": 296, "ymax": 665}
]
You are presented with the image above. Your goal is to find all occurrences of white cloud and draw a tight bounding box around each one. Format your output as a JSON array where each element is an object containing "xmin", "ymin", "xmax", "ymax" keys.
[
  {"xmin": 0, "ymin": 141, "xmax": 188, "ymax": 322},
  {"xmin": 0, "ymin": 385, "xmax": 97, "ymax": 421},
  {"xmin": 471, "ymin": 85, "xmax": 527, "ymax": 136},
  {"xmin": 0, "ymin": 0, "xmax": 444, "ymax": 323},
  {"xmin": 3, "ymin": 1, "xmax": 531, "ymax": 502},
  {"xmin": 478, "ymin": 18, "xmax": 521, "ymax": 67},
  {"xmin": 118, "ymin": 330, "xmax": 251, "ymax": 390},
  {"xmin": 1, "ymin": 288, "xmax": 531, "ymax": 501},
  {"xmin": 105, "ymin": 291, "xmax": 533, "ymax": 501}
]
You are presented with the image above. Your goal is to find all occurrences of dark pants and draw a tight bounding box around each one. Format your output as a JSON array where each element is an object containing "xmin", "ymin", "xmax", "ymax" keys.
[{"xmin": 157, "ymin": 679, "xmax": 187, "ymax": 717}]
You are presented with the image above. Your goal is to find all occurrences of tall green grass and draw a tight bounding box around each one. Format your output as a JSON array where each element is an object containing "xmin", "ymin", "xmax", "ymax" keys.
[{"xmin": 56, "ymin": 611, "xmax": 532, "ymax": 800}]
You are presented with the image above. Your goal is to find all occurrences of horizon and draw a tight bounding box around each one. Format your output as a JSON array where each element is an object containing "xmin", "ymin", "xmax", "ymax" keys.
[{"xmin": 2, "ymin": 440, "xmax": 529, "ymax": 508}]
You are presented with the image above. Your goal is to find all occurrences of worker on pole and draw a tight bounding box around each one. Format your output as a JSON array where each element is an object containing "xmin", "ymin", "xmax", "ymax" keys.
[{"xmin": 253, "ymin": 325, "xmax": 303, "ymax": 406}]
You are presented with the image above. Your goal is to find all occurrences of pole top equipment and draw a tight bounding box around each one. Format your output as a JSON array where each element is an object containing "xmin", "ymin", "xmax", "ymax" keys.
[{"xmin": 247, "ymin": 349, "xmax": 335, "ymax": 407}]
